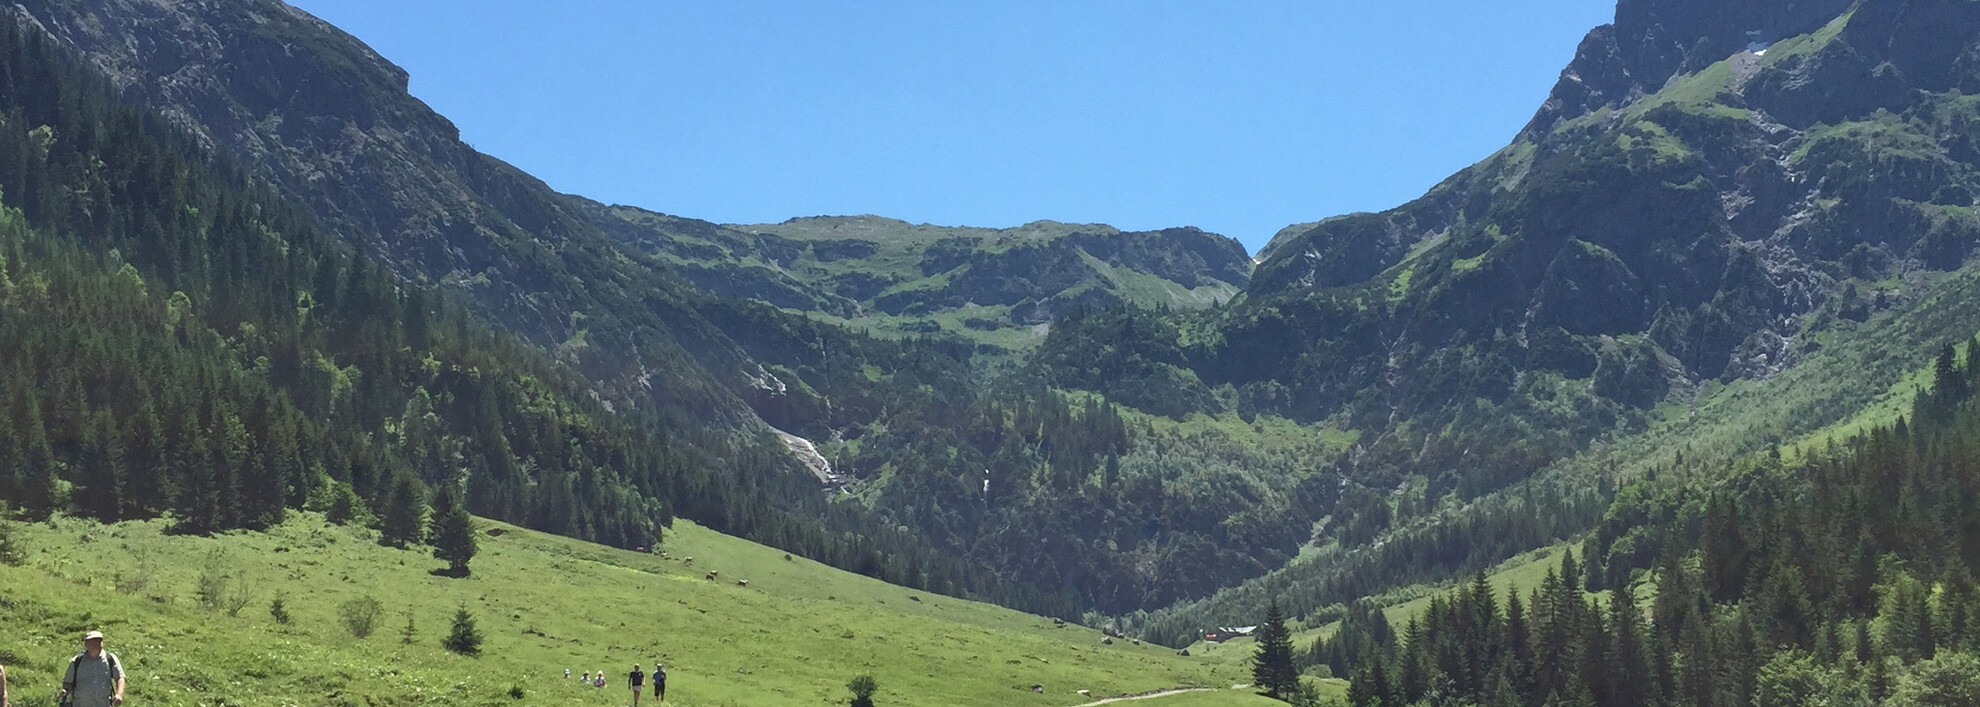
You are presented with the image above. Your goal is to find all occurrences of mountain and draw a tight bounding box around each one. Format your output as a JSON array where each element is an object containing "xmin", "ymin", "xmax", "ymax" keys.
[
  {"xmin": 0, "ymin": 0, "xmax": 1293, "ymax": 623},
  {"xmin": 589, "ymin": 206, "xmax": 1251, "ymax": 352},
  {"xmin": 0, "ymin": 0, "xmax": 1109, "ymax": 620},
  {"xmin": 1062, "ymin": 0, "xmax": 1980, "ymax": 464},
  {"xmin": 19, "ymin": 0, "xmax": 1980, "ymax": 677},
  {"xmin": 1086, "ymin": 0, "xmax": 1980, "ymax": 644},
  {"xmin": 9, "ymin": 0, "xmax": 765, "ymax": 427}
]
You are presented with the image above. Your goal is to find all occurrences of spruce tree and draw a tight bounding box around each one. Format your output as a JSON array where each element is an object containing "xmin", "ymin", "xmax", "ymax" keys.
[
  {"xmin": 428, "ymin": 484, "xmax": 477, "ymax": 576},
  {"xmin": 1251, "ymin": 599, "xmax": 1300, "ymax": 699},
  {"xmin": 377, "ymin": 472, "xmax": 425, "ymax": 548},
  {"xmin": 74, "ymin": 411, "xmax": 124, "ymax": 522},
  {"xmin": 442, "ymin": 606, "xmax": 482, "ymax": 656}
]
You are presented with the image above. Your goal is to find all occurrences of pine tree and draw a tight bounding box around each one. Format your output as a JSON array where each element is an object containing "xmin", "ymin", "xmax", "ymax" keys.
[
  {"xmin": 428, "ymin": 484, "xmax": 477, "ymax": 576},
  {"xmin": 74, "ymin": 411, "xmax": 124, "ymax": 522},
  {"xmin": 1251, "ymin": 599, "xmax": 1300, "ymax": 699},
  {"xmin": 378, "ymin": 471, "xmax": 425, "ymax": 548},
  {"xmin": 442, "ymin": 606, "xmax": 482, "ymax": 656}
]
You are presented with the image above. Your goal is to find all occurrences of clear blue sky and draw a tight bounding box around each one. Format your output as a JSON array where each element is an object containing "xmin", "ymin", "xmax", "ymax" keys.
[{"xmin": 289, "ymin": 1, "xmax": 1614, "ymax": 253}]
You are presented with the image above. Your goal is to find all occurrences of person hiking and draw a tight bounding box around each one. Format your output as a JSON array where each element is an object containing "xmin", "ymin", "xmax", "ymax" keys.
[
  {"xmin": 57, "ymin": 630, "xmax": 124, "ymax": 707},
  {"xmin": 628, "ymin": 663, "xmax": 645, "ymax": 707},
  {"xmin": 593, "ymin": 669, "xmax": 605, "ymax": 688},
  {"xmin": 2, "ymin": 660, "xmax": 10, "ymax": 707},
  {"xmin": 652, "ymin": 663, "xmax": 667, "ymax": 703}
]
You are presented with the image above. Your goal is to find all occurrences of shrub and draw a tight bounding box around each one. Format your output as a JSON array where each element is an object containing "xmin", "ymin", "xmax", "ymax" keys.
[
  {"xmin": 339, "ymin": 596, "xmax": 383, "ymax": 638},
  {"xmin": 270, "ymin": 593, "xmax": 292, "ymax": 624},
  {"xmin": 847, "ymin": 674, "xmax": 878, "ymax": 707},
  {"xmin": 195, "ymin": 550, "xmax": 229, "ymax": 610},
  {"xmin": 0, "ymin": 505, "xmax": 24, "ymax": 566}
]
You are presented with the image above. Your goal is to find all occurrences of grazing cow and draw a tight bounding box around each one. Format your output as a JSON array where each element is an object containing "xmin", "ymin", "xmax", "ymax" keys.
[
  {"xmin": 736, "ymin": 579, "xmax": 749, "ymax": 587},
  {"xmin": 705, "ymin": 570, "xmax": 718, "ymax": 580}
]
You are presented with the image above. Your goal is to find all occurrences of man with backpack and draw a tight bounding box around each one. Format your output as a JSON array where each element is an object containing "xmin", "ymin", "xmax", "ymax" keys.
[
  {"xmin": 57, "ymin": 630, "xmax": 124, "ymax": 707},
  {"xmin": 652, "ymin": 663, "xmax": 666, "ymax": 702}
]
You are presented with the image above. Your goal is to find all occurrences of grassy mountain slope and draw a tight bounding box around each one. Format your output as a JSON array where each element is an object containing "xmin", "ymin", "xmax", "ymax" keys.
[
  {"xmin": 592, "ymin": 207, "xmax": 1250, "ymax": 353},
  {"xmin": 0, "ymin": 513, "xmax": 1254, "ymax": 707}
]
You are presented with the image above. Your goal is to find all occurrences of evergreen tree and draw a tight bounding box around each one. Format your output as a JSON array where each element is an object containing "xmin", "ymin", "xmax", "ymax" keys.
[
  {"xmin": 73, "ymin": 411, "xmax": 124, "ymax": 522},
  {"xmin": 1251, "ymin": 599, "xmax": 1300, "ymax": 699},
  {"xmin": 427, "ymin": 484, "xmax": 477, "ymax": 576},
  {"xmin": 378, "ymin": 472, "xmax": 425, "ymax": 548},
  {"xmin": 442, "ymin": 606, "xmax": 482, "ymax": 656}
]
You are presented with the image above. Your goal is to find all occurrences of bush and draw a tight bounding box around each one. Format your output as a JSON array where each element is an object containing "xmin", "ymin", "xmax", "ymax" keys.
[
  {"xmin": 270, "ymin": 594, "xmax": 291, "ymax": 624},
  {"xmin": 847, "ymin": 674, "xmax": 878, "ymax": 707},
  {"xmin": 195, "ymin": 551, "xmax": 229, "ymax": 610},
  {"xmin": 339, "ymin": 596, "xmax": 383, "ymax": 638}
]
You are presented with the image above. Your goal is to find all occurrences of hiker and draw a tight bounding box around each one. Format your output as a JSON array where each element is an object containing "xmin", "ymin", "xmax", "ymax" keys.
[
  {"xmin": 653, "ymin": 663, "xmax": 667, "ymax": 702},
  {"xmin": 629, "ymin": 663, "xmax": 645, "ymax": 706},
  {"xmin": 564, "ymin": 668, "xmax": 571, "ymax": 679},
  {"xmin": 594, "ymin": 669, "xmax": 606, "ymax": 688},
  {"xmin": 57, "ymin": 630, "xmax": 125, "ymax": 707},
  {"xmin": 2, "ymin": 660, "xmax": 10, "ymax": 707},
  {"xmin": 581, "ymin": 670, "xmax": 590, "ymax": 684}
]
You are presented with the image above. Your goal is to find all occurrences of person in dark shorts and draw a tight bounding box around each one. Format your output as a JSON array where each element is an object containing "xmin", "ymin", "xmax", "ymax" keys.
[
  {"xmin": 652, "ymin": 663, "xmax": 666, "ymax": 702},
  {"xmin": 628, "ymin": 663, "xmax": 645, "ymax": 706}
]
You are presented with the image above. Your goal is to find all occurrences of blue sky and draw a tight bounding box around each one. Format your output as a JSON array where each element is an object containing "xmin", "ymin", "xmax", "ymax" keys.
[{"xmin": 290, "ymin": 1, "xmax": 1614, "ymax": 253}]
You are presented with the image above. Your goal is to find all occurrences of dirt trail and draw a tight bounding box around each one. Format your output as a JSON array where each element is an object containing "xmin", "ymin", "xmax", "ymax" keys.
[{"xmin": 1071, "ymin": 687, "xmax": 1217, "ymax": 706}]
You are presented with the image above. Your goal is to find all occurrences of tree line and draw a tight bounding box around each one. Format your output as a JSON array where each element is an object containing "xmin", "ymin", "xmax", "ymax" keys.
[{"xmin": 1311, "ymin": 336, "xmax": 1980, "ymax": 706}]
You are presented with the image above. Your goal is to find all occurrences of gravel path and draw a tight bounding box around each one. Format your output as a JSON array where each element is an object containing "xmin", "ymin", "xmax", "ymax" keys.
[{"xmin": 1071, "ymin": 687, "xmax": 1217, "ymax": 706}]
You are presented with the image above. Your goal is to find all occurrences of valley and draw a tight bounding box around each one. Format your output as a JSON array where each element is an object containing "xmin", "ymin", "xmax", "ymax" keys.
[{"xmin": 4, "ymin": 0, "xmax": 1980, "ymax": 704}]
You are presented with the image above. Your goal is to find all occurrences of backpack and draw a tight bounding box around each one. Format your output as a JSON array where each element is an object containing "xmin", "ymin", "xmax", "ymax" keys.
[{"xmin": 61, "ymin": 652, "xmax": 121, "ymax": 701}]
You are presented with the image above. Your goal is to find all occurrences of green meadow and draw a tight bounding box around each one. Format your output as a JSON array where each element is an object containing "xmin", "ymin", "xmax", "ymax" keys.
[{"xmin": 0, "ymin": 514, "xmax": 1263, "ymax": 706}]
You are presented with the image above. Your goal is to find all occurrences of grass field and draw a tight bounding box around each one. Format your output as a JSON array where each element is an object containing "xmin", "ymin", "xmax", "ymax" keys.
[{"xmin": 0, "ymin": 514, "xmax": 1261, "ymax": 707}]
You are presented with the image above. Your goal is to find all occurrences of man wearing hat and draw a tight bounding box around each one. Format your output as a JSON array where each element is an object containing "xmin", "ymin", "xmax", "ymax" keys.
[{"xmin": 57, "ymin": 630, "xmax": 123, "ymax": 707}]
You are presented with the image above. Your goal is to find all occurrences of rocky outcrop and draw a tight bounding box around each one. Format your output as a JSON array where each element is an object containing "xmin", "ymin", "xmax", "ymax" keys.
[
  {"xmin": 1231, "ymin": 0, "xmax": 1980, "ymax": 427},
  {"xmin": 1523, "ymin": 0, "xmax": 1856, "ymax": 137}
]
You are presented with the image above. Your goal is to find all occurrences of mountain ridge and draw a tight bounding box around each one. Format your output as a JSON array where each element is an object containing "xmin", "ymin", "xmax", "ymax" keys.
[{"xmin": 593, "ymin": 203, "xmax": 1252, "ymax": 351}]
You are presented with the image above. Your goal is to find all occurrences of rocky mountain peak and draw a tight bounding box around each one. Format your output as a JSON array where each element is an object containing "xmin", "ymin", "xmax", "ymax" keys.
[{"xmin": 1524, "ymin": 0, "xmax": 1854, "ymax": 137}]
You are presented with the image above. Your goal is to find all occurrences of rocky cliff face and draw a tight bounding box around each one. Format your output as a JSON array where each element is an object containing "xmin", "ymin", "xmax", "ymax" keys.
[
  {"xmin": 1523, "ymin": 0, "xmax": 1858, "ymax": 137},
  {"xmin": 1158, "ymin": 0, "xmax": 1980, "ymax": 441}
]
